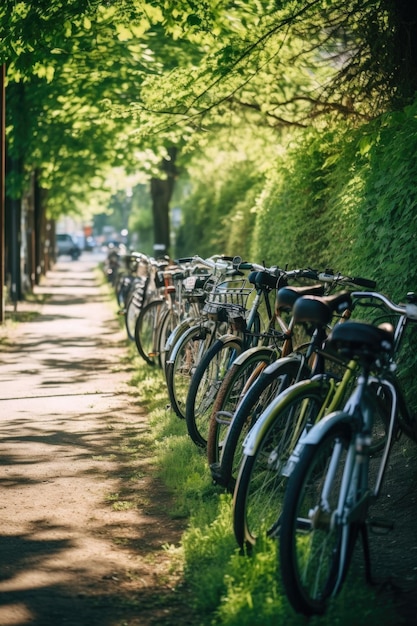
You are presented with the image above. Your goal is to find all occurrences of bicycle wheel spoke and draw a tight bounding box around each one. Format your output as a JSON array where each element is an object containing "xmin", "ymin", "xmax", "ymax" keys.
[{"xmin": 280, "ymin": 424, "xmax": 355, "ymax": 615}]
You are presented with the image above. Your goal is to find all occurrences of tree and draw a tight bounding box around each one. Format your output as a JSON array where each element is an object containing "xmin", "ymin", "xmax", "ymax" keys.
[
  {"xmin": 0, "ymin": 0, "xmax": 416, "ymax": 292},
  {"xmin": 150, "ymin": 147, "xmax": 178, "ymax": 254}
]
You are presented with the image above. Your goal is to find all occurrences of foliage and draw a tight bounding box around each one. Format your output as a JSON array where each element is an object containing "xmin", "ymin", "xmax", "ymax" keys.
[
  {"xmin": 347, "ymin": 103, "xmax": 417, "ymax": 294},
  {"xmin": 127, "ymin": 184, "xmax": 154, "ymax": 254},
  {"xmin": 175, "ymin": 145, "xmax": 266, "ymax": 259},
  {"xmin": 2, "ymin": 0, "xmax": 417, "ymax": 221},
  {"xmin": 176, "ymin": 99, "xmax": 417, "ymax": 411},
  {"xmin": 2, "ymin": 1, "xmax": 200, "ymax": 214}
]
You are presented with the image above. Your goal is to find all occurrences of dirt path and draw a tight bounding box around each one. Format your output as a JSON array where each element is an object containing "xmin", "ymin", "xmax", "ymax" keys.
[{"xmin": 0, "ymin": 256, "xmax": 191, "ymax": 626}]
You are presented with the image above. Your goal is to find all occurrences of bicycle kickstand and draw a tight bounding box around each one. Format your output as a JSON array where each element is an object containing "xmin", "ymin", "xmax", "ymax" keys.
[{"xmin": 360, "ymin": 522, "xmax": 374, "ymax": 585}]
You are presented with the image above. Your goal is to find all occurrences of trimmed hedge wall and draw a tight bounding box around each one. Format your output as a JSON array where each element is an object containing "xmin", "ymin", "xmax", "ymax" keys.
[{"xmin": 175, "ymin": 101, "xmax": 417, "ymax": 411}]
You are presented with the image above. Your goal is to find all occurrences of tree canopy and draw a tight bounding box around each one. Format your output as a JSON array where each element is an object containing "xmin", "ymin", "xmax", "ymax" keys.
[{"xmin": 1, "ymin": 0, "xmax": 416, "ymax": 221}]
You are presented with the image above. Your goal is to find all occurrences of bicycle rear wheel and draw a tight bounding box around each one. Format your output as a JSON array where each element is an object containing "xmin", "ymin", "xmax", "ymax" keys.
[
  {"xmin": 135, "ymin": 299, "xmax": 166, "ymax": 366},
  {"xmin": 125, "ymin": 280, "xmax": 146, "ymax": 340},
  {"xmin": 115, "ymin": 273, "xmax": 131, "ymax": 310},
  {"xmin": 165, "ymin": 323, "xmax": 214, "ymax": 419},
  {"xmin": 158, "ymin": 306, "xmax": 183, "ymax": 372},
  {"xmin": 279, "ymin": 420, "xmax": 358, "ymax": 616}
]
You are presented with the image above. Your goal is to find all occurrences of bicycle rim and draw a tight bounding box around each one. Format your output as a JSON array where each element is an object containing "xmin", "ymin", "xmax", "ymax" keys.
[
  {"xmin": 158, "ymin": 308, "xmax": 182, "ymax": 372},
  {"xmin": 186, "ymin": 337, "xmax": 242, "ymax": 447},
  {"xmin": 220, "ymin": 358, "xmax": 309, "ymax": 490},
  {"xmin": 280, "ymin": 423, "xmax": 356, "ymax": 615},
  {"xmin": 167, "ymin": 325, "xmax": 213, "ymax": 419},
  {"xmin": 125, "ymin": 287, "xmax": 145, "ymax": 340},
  {"xmin": 233, "ymin": 385, "xmax": 329, "ymax": 548},
  {"xmin": 135, "ymin": 300, "xmax": 165, "ymax": 366},
  {"xmin": 207, "ymin": 349, "xmax": 274, "ymax": 468}
]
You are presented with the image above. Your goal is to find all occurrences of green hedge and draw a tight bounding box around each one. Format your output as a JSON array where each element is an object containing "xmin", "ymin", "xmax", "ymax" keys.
[
  {"xmin": 175, "ymin": 99, "xmax": 417, "ymax": 411},
  {"xmin": 175, "ymin": 158, "xmax": 264, "ymax": 260}
]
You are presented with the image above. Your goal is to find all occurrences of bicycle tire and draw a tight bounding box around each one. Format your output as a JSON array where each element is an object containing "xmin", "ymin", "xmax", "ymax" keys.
[
  {"xmin": 163, "ymin": 318, "xmax": 193, "ymax": 383},
  {"xmin": 135, "ymin": 299, "xmax": 166, "ymax": 366},
  {"xmin": 165, "ymin": 323, "xmax": 215, "ymax": 419},
  {"xmin": 115, "ymin": 273, "xmax": 131, "ymax": 309},
  {"xmin": 206, "ymin": 347, "xmax": 278, "ymax": 469},
  {"xmin": 185, "ymin": 336, "xmax": 243, "ymax": 448},
  {"xmin": 212, "ymin": 355, "xmax": 309, "ymax": 490},
  {"xmin": 157, "ymin": 307, "xmax": 182, "ymax": 372},
  {"xmin": 279, "ymin": 420, "xmax": 358, "ymax": 616},
  {"xmin": 232, "ymin": 381, "xmax": 331, "ymax": 549},
  {"xmin": 125, "ymin": 281, "xmax": 146, "ymax": 340}
]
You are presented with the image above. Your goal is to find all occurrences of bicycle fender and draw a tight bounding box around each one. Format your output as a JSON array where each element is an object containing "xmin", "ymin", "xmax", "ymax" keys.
[
  {"xmin": 164, "ymin": 318, "xmax": 191, "ymax": 352},
  {"xmin": 281, "ymin": 410, "xmax": 353, "ymax": 478},
  {"xmin": 166, "ymin": 323, "xmax": 211, "ymax": 364},
  {"xmin": 230, "ymin": 345, "xmax": 276, "ymax": 366},
  {"xmin": 298, "ymin": 410, "xmax": 352, "ymax": 445},
  {"xmin": 214, "ymin": 333, "xmax": 243, "ymax": 346},
  {"xmin": 281, "ymin": 411, "xmax": 353, "ymax": 478},
  {"xmin": 242, "ymin": 377, "xmax": 330, "ymax": 456},
  {"xmin": 261, "ymin": 353, "xmax": 307, "ymax": 376}
]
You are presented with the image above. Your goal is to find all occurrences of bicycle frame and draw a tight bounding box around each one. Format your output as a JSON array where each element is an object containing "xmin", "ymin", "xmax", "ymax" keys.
[
  {"xmin": 303, "ymin": 371, "xmax": 400, "ymax": 598},
  {"xmin": 242, "ymin": 356, "xmax": 358, "ymax": 459},
  {"xmin": 278, "ymin": 290, "xmax": 416, "ymax": 470}
]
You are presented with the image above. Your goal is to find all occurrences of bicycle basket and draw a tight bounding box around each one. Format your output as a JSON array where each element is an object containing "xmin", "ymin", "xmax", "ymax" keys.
[{"xmin": 202, "ymin": 276, "xmax": 254, "ymax": 325}]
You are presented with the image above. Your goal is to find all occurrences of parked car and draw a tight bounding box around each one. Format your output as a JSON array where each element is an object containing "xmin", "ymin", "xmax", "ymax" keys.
[
  {"xmin": 84, "ymin": 236, "xmax": 96, "ymax": 251},
  {"xmin": 56, "ymin": 233, "xmax": 81, "ymax": 260}
]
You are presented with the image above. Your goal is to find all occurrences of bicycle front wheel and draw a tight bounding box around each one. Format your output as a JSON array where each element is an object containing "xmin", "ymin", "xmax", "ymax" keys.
[
  {"xmin": 135, "ymin": 299, "xmax": 166, "ymax": 366},
  {"xmin": 125, "ymin": 281, "xmax": 146, "ymax": 340},
  {"xmin": 206, "ymin": 347, "xmax": 277, "ymax": 468},
  {"xmin": 232, "ymin": 381, "xmax": 330, "ymax": 549},
  {"xmin": 165, "ymin": 323, "xmax": 214, "ymax": 419},
  {"xmin": 158, "ymin": 307, "xmax": 183, "ymax": 372},
  {"xmin": 279, "ymin": 420, "xmax": 358, "ymax": 616},
  {"xmin": 185, "ymin": 336, "xmax": 242, "ymax": 448},
  {"xmin": 212, "ymin": 355, "xmax": 309, "ymax": 490}
]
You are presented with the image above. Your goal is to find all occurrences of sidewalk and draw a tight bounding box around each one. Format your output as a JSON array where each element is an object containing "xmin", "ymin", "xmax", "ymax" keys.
[{"xmin": 0, "ymin": 255, "xmax": 186, "ymax": 626}]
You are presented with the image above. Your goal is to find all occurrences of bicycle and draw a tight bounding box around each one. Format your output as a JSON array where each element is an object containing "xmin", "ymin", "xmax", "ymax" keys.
[
  {"xmin": 160, "ymin": 258, "xmax": 214, "ymax": 377},
  {"xmin": 114, "ymin": 251, "xmax": 145, "ymax": 312},
  {"xmin": 104, "ymin": 242, "xmax": 127, "ymax": 287},
  {"xmin": 231, "ymin": 289, "xmax": 364, "ymax": 548},
  {"xmin": 123, "ymin": 253, "xmax": 159, "ymax": 341},
  {"xmin": 145, "ymin": 259, "xmax": 214, "ymax": 371},
  {"xmin": 206, "ymin": 270, "xmax": 332, "ymax": 473},
  {"xmin": 164, "ymin": 255, "xmax": 255, "ymax": 420},
  {"xmin": 279, "ymin": 290, "xmax": 417, "ymax": 615},
  {"xmin": 231, "ymin": 281, "xmax": 398, "ymax": 550},
  {"xmin": 134, "ymin": 259, "xmax": 188, "ymax": 367},
  {"xmin": 210, "ymin": 272, "xmax": 376, "ymax": 496},
  {"xmin": 184, "ymin": 261, "xmax": 288, "ymax": 447}
]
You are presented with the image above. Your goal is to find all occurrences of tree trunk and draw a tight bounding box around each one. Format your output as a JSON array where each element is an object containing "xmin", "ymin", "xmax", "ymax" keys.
[
  {"xmin": 392, "ymin": 0, "xmax": 417, "ymax": 102},
  {"xmin": 150, "ymin": 147, "xmax": 178, "ymax": 257}
]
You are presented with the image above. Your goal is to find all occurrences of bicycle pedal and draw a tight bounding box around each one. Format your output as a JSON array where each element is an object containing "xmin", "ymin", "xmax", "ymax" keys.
[
  {"xmin": 368, "ymin": 517, "xmax": 394, "ymax": 534},
  {"xmin": 117, "ymin": 309, "xmax": 126, "ymax": 315}
]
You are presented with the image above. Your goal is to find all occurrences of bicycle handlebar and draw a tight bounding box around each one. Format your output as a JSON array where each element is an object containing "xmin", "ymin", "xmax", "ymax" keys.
[
  {"xmin": 351, "ymin": 290, "xmax": 417, "ymax": 319},
  {"xmin": 317, "ymin": 271, "xmax": 376, "ymax": 289}
]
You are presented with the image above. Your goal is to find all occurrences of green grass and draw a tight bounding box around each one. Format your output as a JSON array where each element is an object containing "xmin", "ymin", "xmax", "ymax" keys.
[{"xmin": 125, "ymin": 353, "xmax": 399, "ymax": 626}]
